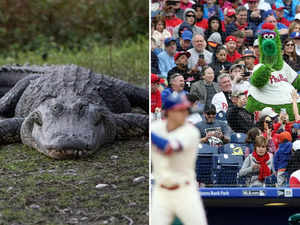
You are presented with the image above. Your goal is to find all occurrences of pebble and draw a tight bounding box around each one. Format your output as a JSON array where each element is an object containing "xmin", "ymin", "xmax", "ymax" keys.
[
  {"xmin": 111, "ymin": 155, "xmax": 118, "ymax": 160},
  {"xmin": 133, "ymin": 176, "xmax": 145, "ymax": 183},
  {"xmin": 95, "ymin": 183, "xmax": 109, "ymax": 189},
  {"xmin": 68, "ymin": 218, "xmax": 79, "ymax": 224},
  {"xmin": 29, "ymin": 204, "xmax": 40, "ymax": 209}
]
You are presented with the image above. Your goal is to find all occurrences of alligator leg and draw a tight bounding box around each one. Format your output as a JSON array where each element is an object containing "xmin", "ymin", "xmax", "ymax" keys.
[
  {"xmin": 0, "ymin": 74, "xmax": 40, "ymax": 117},
  {"xmin": 0, "ymin": 118, "xmax": 24, "ymax": 144},
  {"xmin": 101, "ymin": 75, "xmax": 149, "ymax": 112},
  {"xmin": 112, "ymin": 113, "xmax": 149, "ymax": 139}
]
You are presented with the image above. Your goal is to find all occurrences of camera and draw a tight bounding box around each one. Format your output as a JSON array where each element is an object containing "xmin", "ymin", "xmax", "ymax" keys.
[
  {"xmin": 243, "ymin": 71, "xmax": 251, "ymax": 77},
  {"xmin": 198, "ymin": 54, "xmax": 204, "ymax": 59},
  {"xmin": 266, "ymin": 120, "xmax": 273, "ymax": 129}
]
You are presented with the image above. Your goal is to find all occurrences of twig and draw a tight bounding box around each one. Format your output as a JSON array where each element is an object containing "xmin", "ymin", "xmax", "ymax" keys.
[{"xmin": 123, "ymin": 215, "xmax": 134, "ymax": 225}]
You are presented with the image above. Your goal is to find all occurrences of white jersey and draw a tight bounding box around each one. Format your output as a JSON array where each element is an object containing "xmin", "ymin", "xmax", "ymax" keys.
[
  {"xmin": 151, "ymin": 119, "xmax": 207, "ymax": 225},
  {"xmin": 211, "ymin": 92, "xmax": 228, "ymax": 113},
  {"xmin": 151, "ymin": 119, "xmax": 200, "ymax": 187},
  {"xmin": 248, "ymin": 62, "xmax": 300, "ymax": 105}
]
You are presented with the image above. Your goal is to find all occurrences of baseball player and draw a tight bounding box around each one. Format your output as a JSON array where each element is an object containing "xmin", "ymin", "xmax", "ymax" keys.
[{"xmin": 151, "ymin": 92, "xmax": 208, "ymax": 225}]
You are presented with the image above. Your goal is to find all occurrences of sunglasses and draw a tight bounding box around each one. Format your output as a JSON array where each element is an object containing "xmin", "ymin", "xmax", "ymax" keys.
[
  {"xmin": 206, "ymin": 112, "xmax": 216, "ymax": 116},
  {"xmin": 285, "ymin": 43, "xmax": 295, "ymax": 47},
  {"xmin": 186, "ymin": 14, "xmax": 196, "ymax": 17}
]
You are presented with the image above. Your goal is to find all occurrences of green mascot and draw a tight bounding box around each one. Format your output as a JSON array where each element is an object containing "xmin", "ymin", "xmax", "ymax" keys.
[{"xmin": 245, "ymin": 23, "xmax": 300, "ymax": 121}]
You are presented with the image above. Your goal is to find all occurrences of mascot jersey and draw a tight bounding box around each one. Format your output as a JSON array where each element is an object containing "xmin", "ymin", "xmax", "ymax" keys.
[{"xmin": 249, "ymin": 62, "xmax": 299, "ymax": 105}]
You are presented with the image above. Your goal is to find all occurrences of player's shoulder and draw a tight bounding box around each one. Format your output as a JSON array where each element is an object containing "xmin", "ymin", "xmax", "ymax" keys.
[
  {"xmin": 182, "ymin": 122, "xmax": 200, "ymax": 137},
  {"xmin": 151, "ymin": 119, "xmax": 166, "ymax": 132}
]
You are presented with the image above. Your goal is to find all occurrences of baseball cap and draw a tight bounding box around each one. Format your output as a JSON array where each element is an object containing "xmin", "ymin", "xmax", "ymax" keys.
[
  {"xmin": 163, "ymin": 92, "xmax": 191, "ymax": 111},
  {"xmin": 225, "ymin": 8, "xmax": 236, "ymax": 17},
  {"xmin": 151, "ymin": 73, "xmax": 163, "ymax": 84},
  {"xmin": 242, "ymin": 49, "xmax": 256, "ymax": 58},
  {"xmin": 293, "ymin": 140, "xmax": 300, "ymax": 151},
  {"xmin": 181, "ymin": 30, "xmax": 193, "ymax": 41},
  {"xmin": 259, "ymin": 107, "xmax": 278, "ymax": 119},
  {"xmin": 174, "ymin": 51, "xmax": 191, "ymax": 61},
  {"xmin": 225, "ymin": 35, "xmax": 237, "ymax": 43},
  {"xmin": 253, "ymin": 39, "xmax": 259, "ymax": 47},
  {"xmin": 272, "ymin": 4, "xmax": 287, "ymax": 10},
  {"xmin": 207, "ymin": 32, "xmax": 222, "ymax": 45},
  {"xmin": 290, "ymin": 32, "xmax": 300, "ymax": 39},
  {"xmin": 295, "ymin": 13, "xmax": 300, "ymax": 21},
  {"xmin": 164, "ymin": 37, "xmax": 176, "ymax": 46},
  {"xmin": 229, "ymin": 64, "xmax": 244, "ymax": 72}
]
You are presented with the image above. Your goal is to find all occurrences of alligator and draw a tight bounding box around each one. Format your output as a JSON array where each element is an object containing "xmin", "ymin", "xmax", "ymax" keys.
[{"xmin": 0, "ymin": 64, "xmax": 148, "ymax": 159}]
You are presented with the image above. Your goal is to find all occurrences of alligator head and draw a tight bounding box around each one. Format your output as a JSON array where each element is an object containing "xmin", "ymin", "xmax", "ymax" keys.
[{"xmin": 20, "ymin": 96, "xmax": 117, "ymax": 159}]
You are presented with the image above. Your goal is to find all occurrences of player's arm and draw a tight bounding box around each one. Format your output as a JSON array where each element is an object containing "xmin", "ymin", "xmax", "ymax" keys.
[{"xmin": 151, "ymin": 132, "xmax": 183, "ymax": 155}]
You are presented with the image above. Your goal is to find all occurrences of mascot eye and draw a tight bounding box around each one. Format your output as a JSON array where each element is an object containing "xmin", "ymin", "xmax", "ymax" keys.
[
  {"xmin": 268, "ymin": 34, "xmax": 275, "ymax": 39},
  {"xmin": 263, "ymin": 34, "xmax": 269, "ymax": 39}
]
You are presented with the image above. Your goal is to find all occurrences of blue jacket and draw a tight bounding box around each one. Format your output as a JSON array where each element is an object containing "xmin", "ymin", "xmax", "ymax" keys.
[
  {"xmin": 274, "ymin": 141, "xmax": 292, "ymax": 171},
  {"xmin": 158, "ymin": 51, "xmax": 176, "ymax": 79},
  {"xmin": 275, "ymin": 0, "xmax": 300, "ymax": 21}
]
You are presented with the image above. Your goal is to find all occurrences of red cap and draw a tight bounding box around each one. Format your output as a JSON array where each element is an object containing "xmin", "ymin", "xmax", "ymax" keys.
[
  {"xmin": 261, "ymin": 22, "xmax": 275, "ymax": 30},
  {"xmin": 225, "ymin": 8, "xmax": 235, "ymax": 17},
  {"xmin": 225, "ymin": 35, "xmax": 237, "ymax": 43},
  {"xmin": 174, "ymin": 51, "xmax": 191, "ymax": 61},
  {"xmin": 248, "ymin": 0, "xmax": 258, "ymax": 2},
  {"xmin": 272, "ymin": 4, "xmax": 287, "ymax": 10},
  {"xmin": 151, "ymin": 74, "xmax": 163, "ymax": 84}
]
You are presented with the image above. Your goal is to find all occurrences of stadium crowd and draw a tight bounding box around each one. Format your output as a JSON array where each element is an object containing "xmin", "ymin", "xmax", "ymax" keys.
[{"xmin": 151, "ymin": 0, "xmax": 300, "ymax": 188}]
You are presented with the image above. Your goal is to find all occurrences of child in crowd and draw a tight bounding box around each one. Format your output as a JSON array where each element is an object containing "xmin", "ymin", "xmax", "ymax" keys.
[
  {"xmin": 274, "ymin": 131, "xmax": 293, "ymax": 186},
  {"xmin": 238, "ymin": 136, "xmax": 274, "ymax": 187}
]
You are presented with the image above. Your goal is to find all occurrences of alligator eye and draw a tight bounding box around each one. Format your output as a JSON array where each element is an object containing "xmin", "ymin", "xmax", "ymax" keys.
[
  {"xmin": 74, "ymin": 102, "xmax": 87, "ymax": 117},
  {"xmin": 32, "ymin": 111, "xmax": 43, "ymax": 126},
  {"xmin": 51, "ymin": 103, "xmax": 64, "ymax": 117},
  {"xmin": 268, "ymin": 34, "xmax": 275, "ymax": 39}
]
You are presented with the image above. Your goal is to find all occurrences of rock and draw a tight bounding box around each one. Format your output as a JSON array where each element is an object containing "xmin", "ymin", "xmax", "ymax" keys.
[
  {"xmin": 29, "ymin": 204, "xmax": 40, "ymax": 209},
  {"xmin": 133, "ymin": 176, "xmax": 145, "ymax": 183},
  {"xmin": 95, "ymin": 184, "xmax": 109, "ymax": 189},
  {"xmin": 111, "ymin": 155, "xmax": 118, "ymax": 160}
]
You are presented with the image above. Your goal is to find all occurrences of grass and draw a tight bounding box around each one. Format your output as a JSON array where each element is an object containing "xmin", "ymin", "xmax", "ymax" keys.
[{"xmin": 0, "ymin": 37, "xmax": 149, "ymax": 225}]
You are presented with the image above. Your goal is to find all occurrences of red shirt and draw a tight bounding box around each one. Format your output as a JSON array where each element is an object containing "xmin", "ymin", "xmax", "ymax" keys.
[
  {"xmin": 226, "ymin": 50, "xmax": 242, "ymax": 63},
  {"xmin": 165, "ymin": 16, "xmax": 183, "ymax": 35},
  {"xmin": 277, "ymin": 17, "xmax": 290, "ymax": 27},
  {"xmin": 195, "ymin": 19, "xmax": 208, "ymax": 30},
  {"xmin": 151, "ymin": 90, "xmax": 162, "ymax": 113},
  {"xmin": 254, "ymin": 57, "xmax": 259, "ymax": 65}
]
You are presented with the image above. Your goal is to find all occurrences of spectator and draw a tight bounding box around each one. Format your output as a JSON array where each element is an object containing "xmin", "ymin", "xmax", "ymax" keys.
[
  {"xmin": 209, "ymin": 46, "xmax": 232, "ymax": 82},
  {"xmin": 232, "ymin": 30, "xmax": 246, "ymax": 54},
  {"xmin": 291, "ymin": 89, "xmax": 300, "ymax": 122},
  {"xmin": 180, "ymin": 0, "xmax": 193, "ymax": 10},
  {"xmin": 176, "ymin": 30, "xmax": 193, "ymax": 51},
  {"xmin": 158, "ymin": 37, "xmax": 177, "ymax": 79},
  {"xmin": 161, "ymin": 73, "xmax": 187, "ymax": 106},
  {"xmin": 151, "ymin": 74, "xmax": 163, "ymax": 120},
  {"xmin": 241, "ymin": 49, "xmax": 256, "ymax": 73},
  {"xmin": 203, "ymin": 0, "xmax": 225, "ymax": 23},
  {"xmin": 195, "ymin": 104, "xmax": 231, "ymax": 145},
  {"xmin": 289, "ymin": 32, "xmax": 300, "ymax": 57},
  {"xmin": 273, "ymin": 5, "xmax": 291, "ymax": 27},
  {"xmin": 274, "ymin": 131, "xmax": 293, "ymax": 186},
  {"xmin": 163, "ymin": 6, "xmax": 183, "ymax": 35},
  {"xmin": 226, "ymin": 91, "xmax": 255, "ymax": 133},
  {"xmin": 152, "ymin": 15, "xmax": 172, "ymax": 50},
  {"xmin": 253, "ymin": 38, "xmax": 260, "ymax": 64},
  {"xmin": 273, "ymin": 108, "xmax": 294, "ymax": 135},
  {"xmin": 188, "ymin": 34, "xmax": 213, "ymax": 73},
  {"xmin": 256, "ymin": 114, "xmax": 279, "ymax": 152},
  {"xmin": 225, "ymin": 35, "xmax": 242, "ymax": 63},
  {"xmin": 211, "ymin": 73, "xmax": 234, "ymax": 113},
  {"xmin": 192, "ymin": 3, "xmax": 209, "ymax": 30},
  {"xmin": 286, "ymin": 140, "xmax": 300, "ymax": 186},
  {"xmin": 256, "ymin": 14, "xmax": 288, "ymax": 36},
  {"xmin": 223, "ymin": 8, "xmax": 236, "ymax": 27},
  {"xmin": 204, "ymin": 16, "xmax": 226, "ymax": 43},
  {"xmin": 151, "ymin": 38, "xmax": 161, "ymax": 75},
  {"xmin": 288, "ymin": 20, "xmax": 300, "ymax": 37},
  {"xmin": 190, "ymin": 66, "xmax": 221, "ymax": 105},
  {"xmin": 275, "ymin": 0, "xmax": 299, "ymax": 22},
  {"xmin": 206, "ymin": 32, "xmax": 223, "ymax": 54},
  {"xmin": 247, "ymin": 0, "xmax": 265, "ymax": 30},
  {"xmin": 167, "ymin": 51, "xmax": 200, "ymax": 91},
  {"xmin": 225, "ymin": 6, "xmax": 255, "ymax": 40},
  {"xmin": 173, "ymin": 8, "xmax": 204, "ymax": 39},
  {"xmin": 186, "ymin": 93, "xmax": 203, "ymax": 124},
  {"xmin": 245, "ymin": 0, "xmax": 272, "ymax": 11},
  {"xmin": 244, "ymin": 127, "xmax": 262, "ymax": 157},
  {"xmin": 167, "ymin": 0, "xmax": 185, "ymax": 20},
  {"xmin": 229, "ymin": 63, "xmax": 250, "ymax": 93},
  {"xmin": 238, "ymin": 136, "xmax": 274, "ymax": 187}
]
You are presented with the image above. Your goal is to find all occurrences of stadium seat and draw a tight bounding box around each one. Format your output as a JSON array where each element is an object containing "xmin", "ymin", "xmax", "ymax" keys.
[
  {"xmin": 212, "ymin": 153, "xmax": 243, "ymax": 186},
  {"xmin": 230, "ymin": 132, "xmax": 247, "ymax": 144},
  {"xmin": 221, "ymin": 143, "xmax": 246, "ymax": 157},
  {"xmin": 265, "ymin": 174, "xmax": 277, "ymax": 187},
  {"xmin": 196, "ymin": 144, "xmax": 218, "ymax": 185}
]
